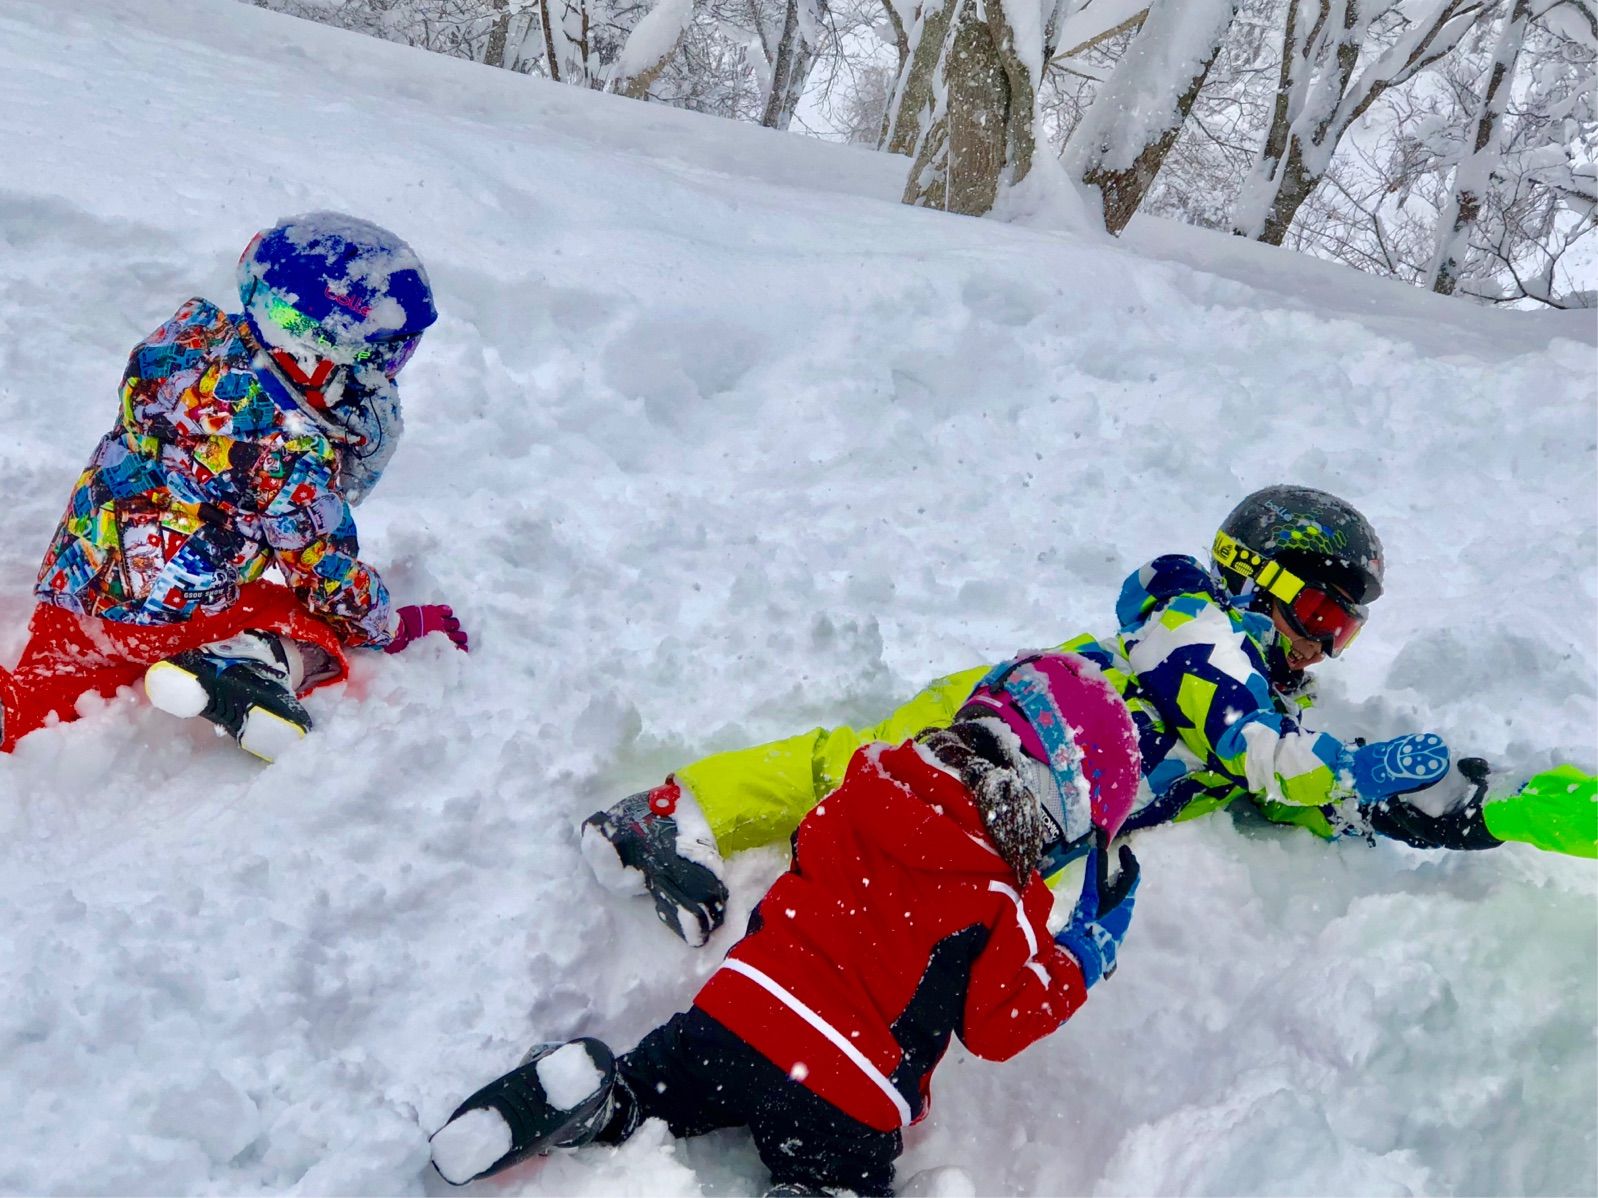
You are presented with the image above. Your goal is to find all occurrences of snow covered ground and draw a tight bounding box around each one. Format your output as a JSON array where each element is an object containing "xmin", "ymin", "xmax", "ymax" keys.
[{"xmin": 1, "ymin": 0, "xmax": 1595, "ymax": 1193}]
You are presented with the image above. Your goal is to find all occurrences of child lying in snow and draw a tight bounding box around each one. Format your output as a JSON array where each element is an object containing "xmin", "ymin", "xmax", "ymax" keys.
[
  {"xmin": 582, "ymin": 485, "xmax": 1596, "ymax": 947},
  {"xmin": 429, "ymin": 651, "xmax": 1143, "ymax": 1197},
  {"xmin": 0, "ymin": 212, "xmax": 467, "ymax": 760}
]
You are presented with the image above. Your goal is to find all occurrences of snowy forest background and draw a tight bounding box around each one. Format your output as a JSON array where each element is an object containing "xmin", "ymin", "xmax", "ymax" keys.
[{"xmin": 251, "ymin": 0, "xmax": 1598, "ymax": 307}]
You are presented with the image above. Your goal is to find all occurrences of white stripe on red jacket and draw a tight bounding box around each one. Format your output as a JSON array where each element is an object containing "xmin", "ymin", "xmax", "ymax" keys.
[{"xmin": 692, "ymin": 739, "xmax": 1090, "ymax": 1132}]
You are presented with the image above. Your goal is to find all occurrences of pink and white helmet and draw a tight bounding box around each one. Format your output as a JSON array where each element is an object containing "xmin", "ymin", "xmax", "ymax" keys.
[{"xmin": 957, "ymin": 651, "xmax": 1141, "ymax": 842}]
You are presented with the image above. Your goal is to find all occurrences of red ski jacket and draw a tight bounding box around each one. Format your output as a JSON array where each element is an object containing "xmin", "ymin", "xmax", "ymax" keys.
[{"xmin": 692, "ymin": 739, "xmax": 1090, "ymax": 1133}]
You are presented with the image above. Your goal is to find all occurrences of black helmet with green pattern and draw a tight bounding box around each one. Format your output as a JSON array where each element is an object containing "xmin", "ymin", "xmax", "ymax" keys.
[{"xmin": 1212, "ymin": 485, "xmax": 1384, "ymax": 611}]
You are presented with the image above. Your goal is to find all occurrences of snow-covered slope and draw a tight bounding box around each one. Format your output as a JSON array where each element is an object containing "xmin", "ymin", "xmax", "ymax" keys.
[{"xmin": 0, "ymin": 1, "xmax": 1594, "ymax": 1194}]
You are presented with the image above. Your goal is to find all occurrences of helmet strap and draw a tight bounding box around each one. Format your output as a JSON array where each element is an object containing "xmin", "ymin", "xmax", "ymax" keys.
[
  {"xmin": 237, "ymin": 309, "xmax": 345, "ymax": 412},
  {"xmin": 267, "ymin": 347, "xmax": 342, "ymax": 411}
]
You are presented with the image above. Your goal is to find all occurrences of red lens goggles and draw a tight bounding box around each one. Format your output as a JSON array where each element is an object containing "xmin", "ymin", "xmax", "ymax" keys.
[{"xmin": 1281, "ymin": 586, "xmax": 1367, "ymax": 657}]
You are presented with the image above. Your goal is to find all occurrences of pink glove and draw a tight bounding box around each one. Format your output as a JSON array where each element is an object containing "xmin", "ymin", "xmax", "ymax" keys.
[{"xmin": 385, "ymin": 604, "xmax": 470, "ymax": 654}]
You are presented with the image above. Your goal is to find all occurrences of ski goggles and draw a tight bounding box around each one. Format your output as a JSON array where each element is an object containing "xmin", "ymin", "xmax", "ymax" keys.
[
  {"xmin": 359, "ymin": 332, "xmax": 422, "ymax": 378},
  {"xmin": 262, "ymin": 295, "xmax": 422, "ymax": 378},
  {"xmin": 1278, "ymin": 583, "xmax": 1366, "ymax": 657},
  {"xmin": 1213, "ymin": 530, "xmax": 1367, "ymax": 656}
]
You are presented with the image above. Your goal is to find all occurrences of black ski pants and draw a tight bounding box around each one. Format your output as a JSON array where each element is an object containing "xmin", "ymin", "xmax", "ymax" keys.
[{"xmin": 596, "ymin": 1007, "xmax": 901, "ymax": 1196}]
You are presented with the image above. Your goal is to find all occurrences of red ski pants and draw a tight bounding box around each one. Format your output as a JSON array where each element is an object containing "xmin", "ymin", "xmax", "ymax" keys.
[{"xmin": 0, "ymin": 581, "xmax": 349, "ymax": 752}]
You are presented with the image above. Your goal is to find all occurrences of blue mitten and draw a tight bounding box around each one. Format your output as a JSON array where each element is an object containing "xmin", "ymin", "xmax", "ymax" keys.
[
  {"xmin": 1348, "ymin": 733, "xmax": 1451, "ymax": 802},
  {"xmin": 1055, "ymin": 840, "xmax": 1140, "ymax": 988}
]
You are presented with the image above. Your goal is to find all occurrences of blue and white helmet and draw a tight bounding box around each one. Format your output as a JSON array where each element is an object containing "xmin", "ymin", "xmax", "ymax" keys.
[
  {"xmin": 238, "ymin": 211, "xmax": 437, "ymax": 382},
  {"xmin": 238, "ymin": 213, "xmax": 437, "ymax": 501}
]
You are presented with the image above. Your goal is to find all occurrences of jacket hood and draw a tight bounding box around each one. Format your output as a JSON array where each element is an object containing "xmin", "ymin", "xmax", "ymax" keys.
[{"xmin": 858, "ymin": 740, "xmax": 1020, "ymax": 876}]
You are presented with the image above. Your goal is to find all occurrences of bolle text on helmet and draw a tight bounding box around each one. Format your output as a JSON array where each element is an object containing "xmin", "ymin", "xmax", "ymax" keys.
[{"xmin": 324, "ymin": 284, "xmax": 372, "ymax": 318}]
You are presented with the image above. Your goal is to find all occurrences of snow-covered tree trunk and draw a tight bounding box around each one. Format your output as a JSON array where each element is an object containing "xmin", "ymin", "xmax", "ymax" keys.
[
  {"xmin": 987, "ymin": 0, "xmax": 1044, "ymax": 188},
  {"xmin": 1232, "ymin": 0, "xmax": 1309, "ymax": 240},
  {"xmin": 1429, "ymin": 0, "xmax": 1532, "ymax": 293},
  {"xmin": 903, "ymin": 0, "xmax": 1004, "ymax": 211},
  {"xmin": 539, "ymin": 0, "xmax": 565, "ymax": 80},
  {"xmin": 871, "ymin": 0, "xmax": 915, "ymax": 149},
  {"xmin": 1233, "ymin": 0, "xmax": 1364, "ymax": 243},
  {"xmin": 881, "ymin": 0, "xmax": 914, "ymax": 70},
  {"xmin": 1235, "ymin": 0, "xmax": 1493, "ymax": 247},
  {"xmin": 759, "ymin": 0, "xmax": 822, "ymax": 128},
  {"xmin": 543, "ymin": 0, "xmax": 602, "ymax": 85},
  {"xmin": 900, "ymin": 0, "xmax": 1044, "ymax": 215},
  {"xmin": 1060, "ymin": 0, "xmax": 1240, "ymax": 234},
  {"xmin": 1048, "ymin": 0, "xmax": 1150, "ymax": 59},
  {"xmin": 486, "ymin": 0, "xmax": 514, "ymax": 65},
  {"xmin": 880, "ymin": 0, "xmax": 956, "ymax": 154},
  {"xmin": 609, "ymin": 0, "xmax": 697, "ymax": 97}
]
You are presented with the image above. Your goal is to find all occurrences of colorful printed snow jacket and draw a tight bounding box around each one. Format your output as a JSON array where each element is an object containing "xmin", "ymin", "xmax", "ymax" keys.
[
  {"xmin": 692, "ymin": 738, "xmax": 1089, "ymax": 1133},
  {"xmin": 679, "ymin": 554, "xmax": 1357, "ymax": 856},
  {"xmin": 35, "ymin": 299, "xmax": 393, "ymax": 646}
]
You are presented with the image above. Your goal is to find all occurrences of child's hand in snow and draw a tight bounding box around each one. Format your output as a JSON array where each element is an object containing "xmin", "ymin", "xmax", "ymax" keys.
[
  {"xmin": 1055, "ymin": 840, "xmax": 1139, "ymax": 988},
  {"xmin": 385, "ymin": 603, "xmax": 470, "ymax": 654},
  {"xmin": 1349, "ymin": 733, "xmax": 1450, "ymax": 802}
]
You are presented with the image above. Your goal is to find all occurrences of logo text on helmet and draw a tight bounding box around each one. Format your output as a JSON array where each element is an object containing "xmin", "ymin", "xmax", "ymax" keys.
[{"xmin": 324, "ymin": 284, "xmax": 371, "ymax": 317}]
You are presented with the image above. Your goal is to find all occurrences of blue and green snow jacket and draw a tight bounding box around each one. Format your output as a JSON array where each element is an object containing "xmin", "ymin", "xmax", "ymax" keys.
[{"xmin": 677, "ymin": 554, "xmax": 1358, "ymax": 855}]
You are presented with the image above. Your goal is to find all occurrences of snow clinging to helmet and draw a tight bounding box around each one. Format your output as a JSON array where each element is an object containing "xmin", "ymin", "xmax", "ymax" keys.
[
  {"xmin": 236, "ymin": 212, "xmax": 437, "ymax": 502},
  {"xmin": 237, "ymin": 211, "xmax": 437, "ymax": 372}
]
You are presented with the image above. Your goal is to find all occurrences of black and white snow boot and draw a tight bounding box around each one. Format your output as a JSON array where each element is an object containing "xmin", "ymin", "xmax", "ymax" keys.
[
  {"xmin": 581, "ymin": 778, "xmax": 729, "ymax": 946},
  {"xmin": 144, "ymin": 630, "xmax": 310, "ymax": 761},
  {"xmin": 430, "ymin": 1038, "xmax": 620, "ymax": 1186}
]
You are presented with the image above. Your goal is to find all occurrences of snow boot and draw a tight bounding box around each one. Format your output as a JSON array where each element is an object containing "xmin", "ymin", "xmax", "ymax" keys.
[
  {"xmin": 581, "ymin": 779, "xmax": 729, "ymax": 946},
  {"xmin": 430, "ymin": 1038, "xmax": 619, "ymax": 1186},
  {"xmin": 144, "ymin": 630, "xmax": 310, "ymax": 761}
]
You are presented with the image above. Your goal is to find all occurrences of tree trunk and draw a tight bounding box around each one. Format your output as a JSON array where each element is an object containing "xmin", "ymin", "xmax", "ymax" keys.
[
  {"xmin": 1082, "ymin": 55, "xmax": 1213, "ymax": 234},
  {"xmin": 881, "ymin": 0, "xmax": 956, "ymax": 155},
  {"xmin": 610, "ymin": 0, "xmax": 697, "ymax": 99},
  {"xmin": 1231, "ymin": 0, "xmax": 1304, "ymax": 237},
  {"xmin": 1255, "ymin": 139, "xmax": 1321, "ymax": 245},
  {"xmin": 486, "ymin": 0, "xmax": 512, "ymax": 67},
  {"xmin": 882, "ymin": 0, "xmax": 911, "ymax": 71},
  {"xmin": 1263, "ymin": 0, "xmax": 1361, "ymax": 243},
  {"xmin": 987, "ymin": 0, "xmax": 1040, "ymax": 191},
  {"xmin": 902, "ymin": 0, "xmax": 1011, "ymax": 214},
  {"xmin": 615, "ymin": 33, "xmax": 688, "ymax": 99},
  {"xmin": 761, "ymin": 0, "xmax": 819, "ymax": 129},
  {"xmin": 1239, "ymin": 0, "xmax": 1490, "ymax": 246},
  {"xmin": 1431, "ymin": 0, "xmax": 1531, "ymax": 294},
  {"xmin": 1066, "ymin": 0, "xmax": 1240, "ymax": 234},
  {"xmin": 540, "ymin": 0, "xmax": 563, "ymax": 82}
]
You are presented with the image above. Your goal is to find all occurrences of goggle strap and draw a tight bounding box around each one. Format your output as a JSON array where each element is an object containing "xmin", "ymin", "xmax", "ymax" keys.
[
  {"xmin": 1213, "ymin": 530, "xmax": 1307, "ymax": 605},
  {"xmin": 1255, "ymin": 560, "xmax": 1304, "ymax": 603}
]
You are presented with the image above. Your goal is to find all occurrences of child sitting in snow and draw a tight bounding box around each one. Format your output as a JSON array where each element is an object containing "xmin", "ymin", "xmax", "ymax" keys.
[
  {"xmin": 0, "ymin": 212, "xmax": 467, "ymax": 760},
  {"xmin": 429, "ymin": 651, "xmax": 1143, "ymax": 1197}
]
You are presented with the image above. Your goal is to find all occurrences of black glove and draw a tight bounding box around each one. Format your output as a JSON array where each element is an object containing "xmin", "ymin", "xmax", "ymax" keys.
[
  {"xmin": 1054, "ymin": 837, "xmax": 1140, "ymax": 988},
  {"xmin": 581, "ymin": 780, "xmax": 730, "ymax": 946},
  {"xmin": 1362, "ymin": 757, "xmax": 1503, "ymax": 851}
]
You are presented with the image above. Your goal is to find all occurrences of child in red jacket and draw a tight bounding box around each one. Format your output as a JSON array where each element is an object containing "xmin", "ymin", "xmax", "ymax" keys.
[
  {"xmin": 0, "ymin": 213, "xmax": 466, "ymax": 760},
  {"xmin": 429, "ymin": 651, "xmax": 1144, "ymax": 1196}
]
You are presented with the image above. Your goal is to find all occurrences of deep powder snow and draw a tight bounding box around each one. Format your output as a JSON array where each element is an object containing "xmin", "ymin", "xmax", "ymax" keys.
[{"xmin": 0, "ymin": 1, "xmax": 1593, "ymax": 1195}]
